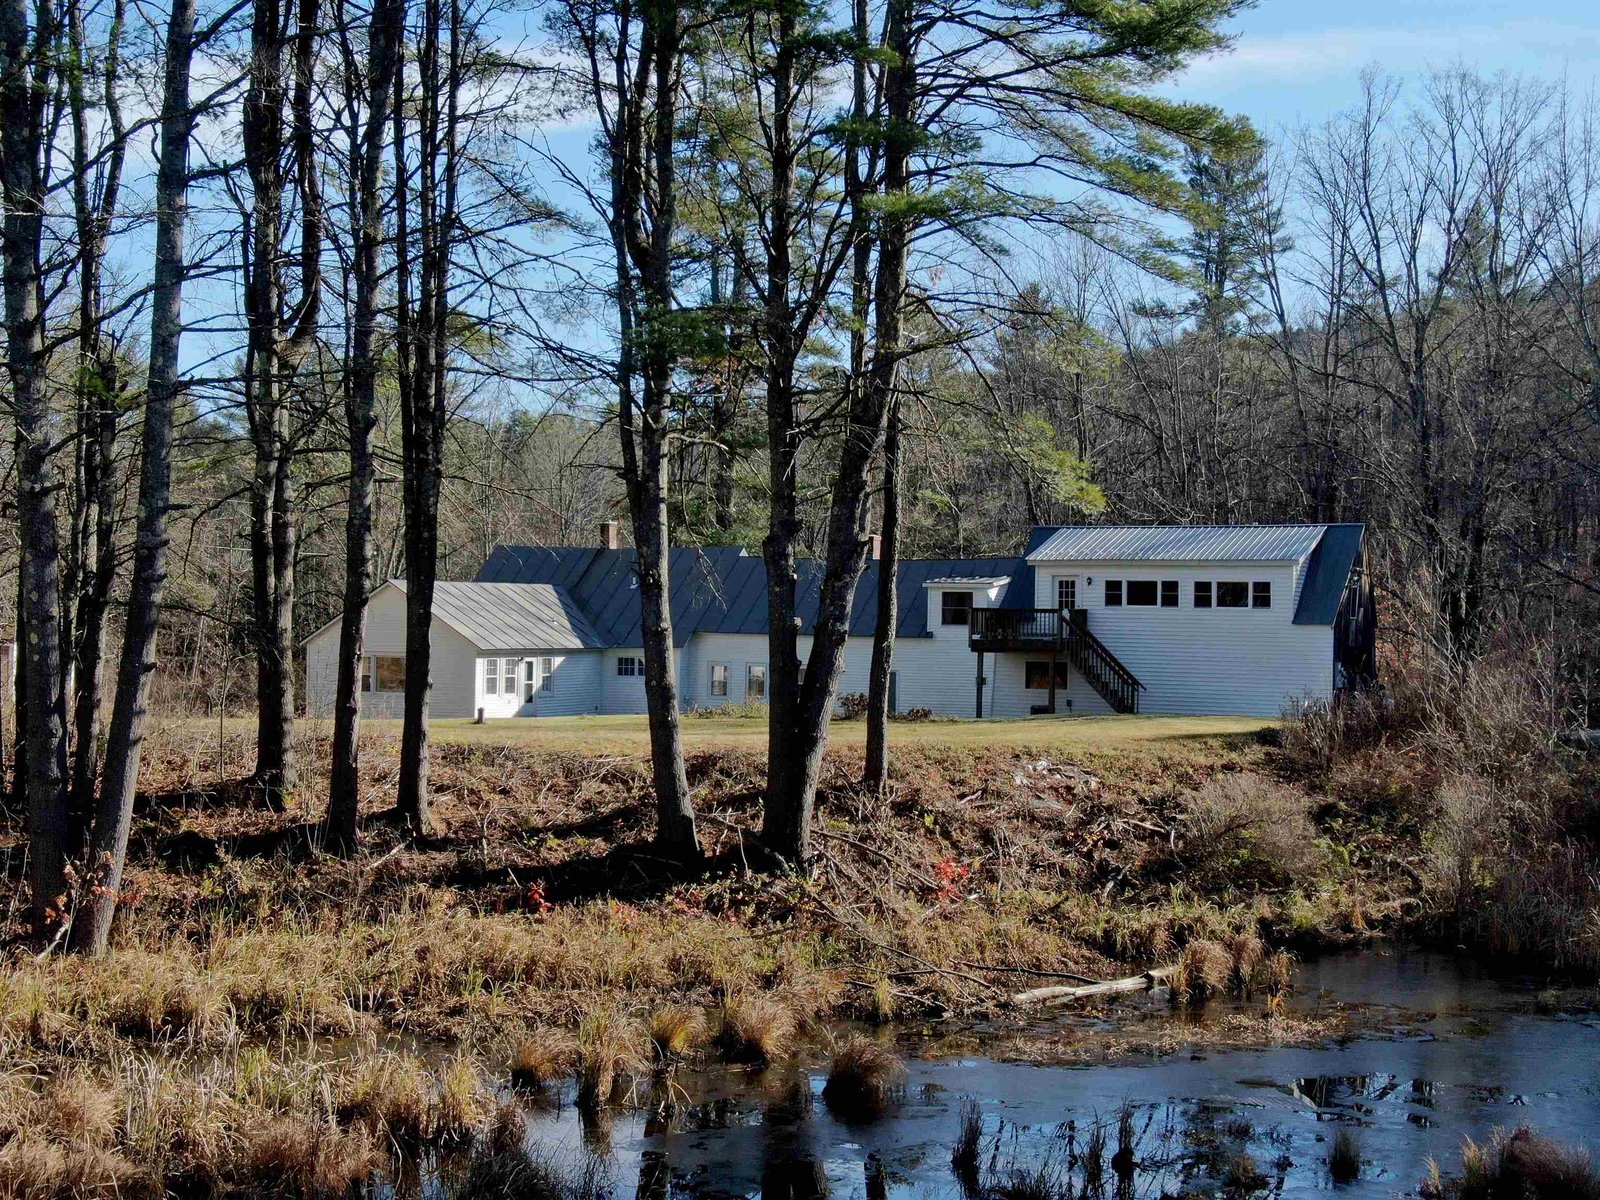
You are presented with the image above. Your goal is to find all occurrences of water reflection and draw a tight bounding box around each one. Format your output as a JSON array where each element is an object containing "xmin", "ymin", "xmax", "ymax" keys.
[{"xmin": 422, "ymin": 950, "xmax": 1600, "ymax": 1199}]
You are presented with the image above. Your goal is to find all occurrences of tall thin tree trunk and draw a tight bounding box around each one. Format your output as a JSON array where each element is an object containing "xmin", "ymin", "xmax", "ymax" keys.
[
  {"xmin": 70, "ymin": 0, "xmax": 195, "ymax": 956},
  {"xmin": 760, "ymin": 0, "xmax": 805, "ymax": 863},
  {"xmin": 395, "ymin": 0, "xmax": 456, "ymax": 836},
  {"xmin": 1, "ymin": 0, "xmax": 69, "ymax": 939},
  {"xmin": 65, "ymin": 0, "xmax": 126, "ymax": 846},
  {"xmin": 243, "ymin": 0, "xmax": 293, "ymax": 804},
  {"xmin": 326, "ymin": 0, "xmax": 403, "ymax": 852},
  {"xmin": 605, "ymin": 0, "xmax": 697, "ymax": 856},
  {"xmin": 863, "ymin": 398, "xmax": 901, "ymax": 792}
]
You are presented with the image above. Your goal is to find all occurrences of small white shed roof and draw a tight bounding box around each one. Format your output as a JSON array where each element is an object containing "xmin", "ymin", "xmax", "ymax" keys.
[{"xmin": 1027, "ymin": 525, "xmax": 1326, "ymax": 564}]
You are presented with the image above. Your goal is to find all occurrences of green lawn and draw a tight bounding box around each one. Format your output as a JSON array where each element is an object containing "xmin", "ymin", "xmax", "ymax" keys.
[{"xmin": 410, "ymin": 711, "xmax": 1278, "ymax": 756}]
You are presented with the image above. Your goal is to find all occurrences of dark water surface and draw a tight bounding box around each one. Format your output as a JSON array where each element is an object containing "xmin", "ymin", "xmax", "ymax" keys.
[{"xmin": 516, "ymin": 949, "xmax": 1600, "ymax": 1199}]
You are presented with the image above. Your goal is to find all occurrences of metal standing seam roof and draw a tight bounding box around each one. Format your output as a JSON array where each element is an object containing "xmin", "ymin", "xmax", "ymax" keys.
[
  {"xmin": 1027, "ymin": 524, "xmax": 1328, "ymax": 564},
  {"xmin": 391, "ymin": 579, "xmax": 606, "ymax": 651},
  {"xmin": 474, "ymin": 546, "xmax": 1032, "ymax": 643}
]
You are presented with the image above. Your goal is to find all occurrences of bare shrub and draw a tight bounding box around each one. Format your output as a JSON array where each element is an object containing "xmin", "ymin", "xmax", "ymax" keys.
[
  {"xmin": 1179, "ymin": 774, "xmax": 1327, "ymax": 886},
  {"xmin": 836, "ymin": 693, "xmax": 871, "ymax": 720}
]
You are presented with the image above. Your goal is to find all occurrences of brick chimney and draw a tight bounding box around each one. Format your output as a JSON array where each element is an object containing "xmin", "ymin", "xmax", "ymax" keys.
[
  {"xmin": 867, "ymin": 533, "xmax": 882, "ymax": 560},
  {"xmin": 599, "ymin": 520, "xmax": 621, "ymax": 549}
]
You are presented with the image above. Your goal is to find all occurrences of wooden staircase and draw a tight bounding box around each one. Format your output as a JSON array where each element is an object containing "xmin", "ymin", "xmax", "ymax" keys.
[
  {"xmin": 968, "ymin": 607, "xmax": 1144, "ymax": 714},
  {"xmin": 1060, "ymin": 609, "xmax": 1142, "ymax": 714}
]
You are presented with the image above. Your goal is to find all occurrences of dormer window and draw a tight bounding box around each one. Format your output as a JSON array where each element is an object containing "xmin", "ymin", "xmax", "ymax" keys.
[{"xmin": 941, "ymin": 590, "xmax": 973, "ymax": 626}]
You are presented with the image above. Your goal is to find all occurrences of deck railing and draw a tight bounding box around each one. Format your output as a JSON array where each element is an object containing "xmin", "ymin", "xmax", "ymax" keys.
[{"xmin": 967, "ymin": 607, "xmax": 1065, "ymax": 648}]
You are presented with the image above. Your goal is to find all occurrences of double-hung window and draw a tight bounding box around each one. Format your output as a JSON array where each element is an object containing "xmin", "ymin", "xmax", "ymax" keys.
[
  {"xmin": 540, "ymin": 657, "xmax": 555, "ymax": 692},
  {"xmin": 1194, "ymin": 581, "xmax": 1213, "ymax": 608},
  {"xmin": 484, "ymin": 657, "xmax": 499, "ymax": 695},
  {"xmin": 710, "ymin": 662, "xmax": 730, "ymax": 697},
  {"xmin": 1251, "ymin": 581, "xmax": 1272, "ymax": 608},
  {"xmin": 746, "ymin": 663, "xmax": 766, "ymax": 701},
  {"xmin": 1105, "ymin": 580, "xmax": 1123, "ymax": 606},
  {"xmin": 616, "ymin": 656, "xmax": 643, "ymax": 676}
]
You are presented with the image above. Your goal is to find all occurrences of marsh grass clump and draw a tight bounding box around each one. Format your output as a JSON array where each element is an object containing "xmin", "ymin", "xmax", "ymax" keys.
[
  {"xmin": 235, "ymin": 1113, "xmax": 380, "ymax": 1197},
  {"xmin": 1222, "ymin": 1149, "xmax": 1268, "ymax": 1193},
  {"xmin": 335, "ymin": 1051, "xmax": 432, "ymax": 1141},
  {"xmin": 1328, "ymin": 1126, "xmax": 1362, "ymax": 1184},
  {"xmin": 435, "ymin": 1058, "xmax": 493, "ymax": 1145},
  {"xmin": 455, "ymin": 1106, "xmax": 609, "ymax": 1200},
  {"xmin": 988, "ymin": 1151, "xmax": 1069, "ymax": 1200},
  {"xmin": 951, "ymin": 1096, "xmax": 984, "ymax": 1181},
  {"xmin": 1423, "ymin": 1125, "xmax": 1600, "ymax": 1199},
  {"xmin": 647, "ymin": 1005, "xmax": 703, "ymax": 1065},
  {"xmin": 1079, "ymin": 1116, "xmax": 1107, "ymax": 1191},
  {"xmin": 1111, "ymin": 1102, "xmax": 1137, "ymax": 1178},
  {"xmin": 509, "ymin": 1030, "xmax": 576, "ymax": 1093},
  {"xmin": 714, "ymin": 995, "xmax": 794, "ymax": 1064},
  {"xmin": 821, "ymin": 1037, "xmax": 907, "ymax": 1121},
  {"xmin": 1171, "ymin": 940, "xmax": 1233, "ymax": 1003},
  {"xmin": 574, "ymin": 1009, "xmax": 641, "ymax": 1110}
]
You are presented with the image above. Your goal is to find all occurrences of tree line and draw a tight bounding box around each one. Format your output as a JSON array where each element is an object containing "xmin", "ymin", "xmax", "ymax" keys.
[{"xmin": 2, "ymin": 0, "xmax": 1595, "ymax": 955}]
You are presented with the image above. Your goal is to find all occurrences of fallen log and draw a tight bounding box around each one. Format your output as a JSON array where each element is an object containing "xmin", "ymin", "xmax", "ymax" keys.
[{"xmin": 1010, "ymin": 965, "xmax": 1174, "ymax": 1008}]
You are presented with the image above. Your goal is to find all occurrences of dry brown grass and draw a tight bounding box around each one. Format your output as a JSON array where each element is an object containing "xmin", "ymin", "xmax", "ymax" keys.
[
  {"xmin": 821, "ymin": 1036, "xmax": 907, "ymax": 1119},
  {"xmin": 0, "ymin": 716, "xmax": 1439, "ymax": 1192},
  {"xmin": 1424, "ymin": 1125, "xmax": 1600, "ymax": 1199},
  {"xmin": 646, "ymin": 1004, "xmax": 704, "ymax": 1064},
  {"xmin": 714, "ymin": 995, "xmax": 795, "ymax": 1064},
  {"xmin": 509, "ymin": 1029, "xmax": 575, "ymax": 1092}
]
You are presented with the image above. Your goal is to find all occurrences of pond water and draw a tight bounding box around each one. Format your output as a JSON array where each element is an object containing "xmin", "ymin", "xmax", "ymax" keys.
[{"xmin": 514, "ymin": 948, "xmax": 1600, "ymax": 1198}]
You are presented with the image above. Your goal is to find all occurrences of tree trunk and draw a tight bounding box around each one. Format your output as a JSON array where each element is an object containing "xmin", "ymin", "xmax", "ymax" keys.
[
  {"xmin": 70, "ymin": 0, "xmax": 194, "ymax": 956},
  {"xmin": 63, "ymin": 0, "xmax": 125, "ymax": 851},
  {"xmin": 863, "ymin": 398, "xmax": 901, "ymax": 792},
  {"xmin": 759, "ymin": 0, "xmax": 806, "ymax": 865},
  {"xmin": 763, "ymin": 0, "xmax": 913, "ymax": 865},
  {"xmin": 604, "ymin": 0, "xmax": 698, "ymax": 857},
  {"xmin": 394, "ymin": 0, "xmax": 456, "ymax": 836},
  {"xmin": 326, "ymin": 0, "xmax": 403, "ymax": 853},
  {"xmin": 243, "ymin": 0, "xmax": 295, "ymax": 805},
  {"xmin": 1, "ymin": 0, "xmax": 70, "ymax": 940}
]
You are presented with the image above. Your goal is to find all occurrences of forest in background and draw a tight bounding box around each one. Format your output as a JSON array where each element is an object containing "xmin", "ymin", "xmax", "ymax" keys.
[{"xmin": 0, "ymin": 0, "xmax": 1594, "ymax": 951}]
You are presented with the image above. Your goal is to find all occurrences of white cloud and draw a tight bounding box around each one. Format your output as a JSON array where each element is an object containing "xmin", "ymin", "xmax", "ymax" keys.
[{"xmin": 1175, "ymin": 19, "xmax": 1599, "ymax": 93}]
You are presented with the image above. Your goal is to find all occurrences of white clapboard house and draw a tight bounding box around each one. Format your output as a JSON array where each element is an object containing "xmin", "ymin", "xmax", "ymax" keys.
[{"xmin": 304, "ymin": 522, "xmax": 1376, "ymax": 721}]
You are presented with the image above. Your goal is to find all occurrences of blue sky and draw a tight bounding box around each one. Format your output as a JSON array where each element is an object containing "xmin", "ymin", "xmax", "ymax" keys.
[{"xmin": 1168, "ymin": 0, "xmax": 1599, "ymax": 135}]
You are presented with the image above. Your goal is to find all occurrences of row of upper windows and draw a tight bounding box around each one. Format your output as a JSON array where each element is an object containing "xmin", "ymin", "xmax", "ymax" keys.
[
  {"xmin": 1104, "ymin": 579, "xmax": 1272, "ymax": 609},
  {"xmin": 940, "ymin": 577, "xmax": 1273, "ymax": 623}
]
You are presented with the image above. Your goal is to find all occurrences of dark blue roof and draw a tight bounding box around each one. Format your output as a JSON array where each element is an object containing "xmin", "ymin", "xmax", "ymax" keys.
[
  {"xmin": 1292, "ymin": 523, "xmax": 1365, "ymax": 625},
  {"xmin": 476, "ymin": 521, "xmax": 1365, "ymax": 645},
  {"xmin": 475, "ymin": 545, "xmax": 1029, "ymax": 646}
]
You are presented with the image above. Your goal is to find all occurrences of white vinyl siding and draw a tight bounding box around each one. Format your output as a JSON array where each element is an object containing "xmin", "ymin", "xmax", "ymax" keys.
[
  {"xmin": 304, "ymin": 582, "xmax": 478, "ymax": 719},
  {"xmin": 1029, "ymin": 558, "xmax": 1332, "ymax": 717}
]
